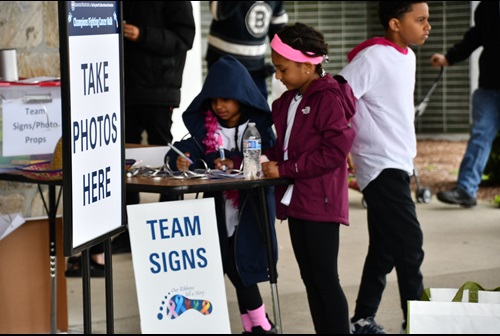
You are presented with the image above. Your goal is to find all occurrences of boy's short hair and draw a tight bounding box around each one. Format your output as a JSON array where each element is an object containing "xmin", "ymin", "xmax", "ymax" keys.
[{"xmin": 378, "ymin": 2, "xmax": 427, "ymax": 30}]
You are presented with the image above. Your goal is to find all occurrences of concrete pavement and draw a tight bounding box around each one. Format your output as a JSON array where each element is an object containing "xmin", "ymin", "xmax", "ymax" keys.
[{"xmin": 66, "ymin": 189, "xmax": 500, "ymax": 334}]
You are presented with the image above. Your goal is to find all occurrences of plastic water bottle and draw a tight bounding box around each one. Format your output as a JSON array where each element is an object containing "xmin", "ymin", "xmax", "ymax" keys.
[{"xmin": 242, "ymin": 122, "xmax": 262, "ymax": 179}]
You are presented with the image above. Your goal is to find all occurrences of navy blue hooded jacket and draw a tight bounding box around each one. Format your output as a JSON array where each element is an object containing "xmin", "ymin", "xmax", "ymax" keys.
[{"xmin": 166, "ymin": 55, "xmax": 277, "ymax": 286}]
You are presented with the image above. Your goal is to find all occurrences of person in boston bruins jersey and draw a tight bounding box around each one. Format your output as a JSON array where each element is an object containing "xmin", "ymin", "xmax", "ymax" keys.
[{"xmin": 206, "ymin": 1, "xmax": 288, "ymax": 99}]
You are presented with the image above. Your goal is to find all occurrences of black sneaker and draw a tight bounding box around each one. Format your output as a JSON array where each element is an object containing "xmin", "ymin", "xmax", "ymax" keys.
[
  {"xmin": 436, "ymin": 187, "xmax": 477, "ymax": 207},
  {"xmin": 244, "ymin": 314, "xmax": 277, "ymax": 334},
  {"xmin": 400, "ymin": 321, "xmax": 407, "ymax": 334},
  {"xmin": 249, "ymin": 325, "xmax": 277, "ymax": 334},
  {"xmin": 351, "ymin": 316, "xmax": 385, "ymax": 334}
]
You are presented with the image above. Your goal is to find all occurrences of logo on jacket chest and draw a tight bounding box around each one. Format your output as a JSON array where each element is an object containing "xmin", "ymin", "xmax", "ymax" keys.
[{"xmin": 246, "ymin": 2, "xmax": 272, "ymax": 38}]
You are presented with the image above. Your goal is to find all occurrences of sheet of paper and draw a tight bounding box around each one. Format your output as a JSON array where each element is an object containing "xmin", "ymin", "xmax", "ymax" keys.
[
  {"xmin": 208, "ymin": 169, "xmax": 244, "ymax": 179},
  {"xmin": 280, "ymin": 184, "xmax": 294, "ymax": 206},
  {"xmin": 125, "ymin": 146, "xmax": 170, "ymax": 168},
  {"xmin": 0, "ymin": 213, "xmax": 26, "ymax": 241},
  {"xmin": 2, "ymin": 89, "xmax": 62, "ymax": 156}
]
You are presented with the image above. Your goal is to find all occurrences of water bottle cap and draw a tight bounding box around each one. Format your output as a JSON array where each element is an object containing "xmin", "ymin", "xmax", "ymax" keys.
[{"xmin": 249, "ymin": 122, "xmax": 256, "ymax": 127}]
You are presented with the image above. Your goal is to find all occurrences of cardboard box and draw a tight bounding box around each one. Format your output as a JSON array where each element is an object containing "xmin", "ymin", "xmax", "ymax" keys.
[{"xmin": 0, "ymin": 217, "xmax": 68, "ymax": 333}]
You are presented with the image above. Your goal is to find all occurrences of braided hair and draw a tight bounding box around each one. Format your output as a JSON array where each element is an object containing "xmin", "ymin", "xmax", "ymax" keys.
[{"xmin": 276, "ymin": 22, "xmax": 329, "ymax": 77}]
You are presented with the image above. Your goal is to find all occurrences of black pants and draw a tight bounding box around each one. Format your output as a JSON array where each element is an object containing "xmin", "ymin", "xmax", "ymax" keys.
[
  {"xmin": 354, "ymin": 169, "xmax": 424, "ymax": 323},
  {"xmin": 288, "ymin": 217, "xmax": 349, "ymax": 334},
  {"xmin": 125, "ymin": 104, "xmax": 176, "ymax": 204},
  {"xmin": 125, "ymin": 104, "xmax": 174, "ymax": 145},
  {"xmin": 225, "ymin": 235, "xmax": 263, "ymax": 314}
]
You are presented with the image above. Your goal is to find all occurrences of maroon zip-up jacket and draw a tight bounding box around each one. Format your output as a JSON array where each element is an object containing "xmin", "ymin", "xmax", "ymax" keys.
[{"xmin": 265, "ymin": 74, "xmax": 356, "ymax": 224}]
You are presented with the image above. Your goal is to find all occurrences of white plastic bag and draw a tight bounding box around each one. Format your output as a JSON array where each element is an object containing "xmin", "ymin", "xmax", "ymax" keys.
[{"xmin": 407, "ymin": 281, "xmax": 500, "ymax": 334}]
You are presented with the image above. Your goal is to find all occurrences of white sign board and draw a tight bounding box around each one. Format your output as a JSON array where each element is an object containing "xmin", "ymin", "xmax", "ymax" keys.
[
  {"xmin": 125, "ymin": 146, "xmax": 170, "ymax": 168},
  {"xmin": 60, "ymin": 1, "xmax": 125, "ymax": 250},
  {"xmin": 127, "ymin": 198, "xmax": 231, "ymax": 334},
  {"xmin": 69, "ymin": 32, "xmax": 123, "ymax": 247}
]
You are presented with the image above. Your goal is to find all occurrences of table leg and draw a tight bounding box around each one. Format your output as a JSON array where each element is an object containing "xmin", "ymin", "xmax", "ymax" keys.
[
  {"xmin": 38, "ymin": 184, "xmax": 63, "ymax": 334},
  {"xmin": 256, "ymin": 187, "xmax": 282, "ymax": 334}
]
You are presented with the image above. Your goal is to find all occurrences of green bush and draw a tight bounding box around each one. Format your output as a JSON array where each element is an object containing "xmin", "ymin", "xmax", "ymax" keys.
[{"xmin": 484, "ymin": 132, "xmax": 500, "ymax": 185}]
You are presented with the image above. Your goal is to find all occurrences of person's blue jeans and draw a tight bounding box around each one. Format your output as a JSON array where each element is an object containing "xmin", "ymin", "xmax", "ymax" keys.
[{"xmin": 457, "ymin": 88, "xmax": 500, "ymax": 198}]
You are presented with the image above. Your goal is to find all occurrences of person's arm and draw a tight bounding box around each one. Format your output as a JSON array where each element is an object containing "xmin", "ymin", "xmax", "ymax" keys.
[
  {"xmin": 278, "ymin": 93, "xmax": 355, "ymax": 180},
  {"xmin": 430, "ymin": 27, "xmax": 481, "ymax": 68},
  {"xmin": 165, "ymin": 138, "xmax": 203, "ymax": 171},
  {"xmin": 260, "ymin": 125, "xmax": 279, "ymax": 178},
  {"xmin": 430, "ymin": 53, "xmax": 449, "ymax": 68},
  {"xmin": 442, "ymin": 26, "xmax": 482, "ymax": 66},
  {"xmin": 433, "ymin": 3, "xmax": 485, "ymax": 66}
]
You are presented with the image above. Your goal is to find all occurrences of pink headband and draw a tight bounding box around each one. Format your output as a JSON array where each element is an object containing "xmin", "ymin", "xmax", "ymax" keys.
[{"xmin": 270, "ymin": 34, "xmax": 324, "ymax": 64}]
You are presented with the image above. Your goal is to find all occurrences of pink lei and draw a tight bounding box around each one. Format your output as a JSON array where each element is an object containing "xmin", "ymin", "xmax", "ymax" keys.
[
  {"xmin": 202, "ymin": 109, "xmax": 218, "ymax": 153},
  {"xmin": 202, "ymin": 110, "xmax": 239, "ymax": 207}
]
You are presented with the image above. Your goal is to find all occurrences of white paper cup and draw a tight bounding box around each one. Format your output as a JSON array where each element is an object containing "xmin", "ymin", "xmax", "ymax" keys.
[{"xmin": 0, "ymin": 49, "xmax": 19, "ymax": 81}]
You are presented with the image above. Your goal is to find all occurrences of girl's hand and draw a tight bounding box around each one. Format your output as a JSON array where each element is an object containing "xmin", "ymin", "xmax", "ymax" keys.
[
  {"xmin": 262, "ymin": 161, "xmax": 280, "ymax": 178},
  {"xmin": 214, "ymin": 158, "xmax": 233, "ymax": 170},
  {"xmin": 176, "ymin": 153, "xmax": 191, "ymax": 171},
  {"xmin": 347, "ymin": 153, "xmax": 356, "ymax": 175}
]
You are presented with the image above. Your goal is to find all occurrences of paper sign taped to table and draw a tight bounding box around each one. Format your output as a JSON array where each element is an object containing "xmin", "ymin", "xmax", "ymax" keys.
[
  {"xmin": 126, "ymin": 198, "xmax": 230, "ymax": 334},
  {"xmin": 2, "ymin": 91, "xmax": 62, "ymax": 156}
]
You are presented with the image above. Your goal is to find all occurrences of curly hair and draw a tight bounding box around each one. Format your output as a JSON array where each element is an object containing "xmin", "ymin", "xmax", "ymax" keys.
[{"xmin": 276, "ymin": 22, "xmax": 328, "ymax": 76}]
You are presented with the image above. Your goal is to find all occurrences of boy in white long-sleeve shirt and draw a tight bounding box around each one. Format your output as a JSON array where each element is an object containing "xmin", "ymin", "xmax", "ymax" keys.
[{"xmin": 339, "ymin": 2, "xmax": 431, "ymax": 333}]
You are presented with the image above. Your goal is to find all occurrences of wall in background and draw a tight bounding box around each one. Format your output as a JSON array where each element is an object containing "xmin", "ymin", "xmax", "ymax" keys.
[
  {"xmin": 0, "ymin": 1, "xmax": 477, "ymax": 217},
  {"xmin": 199, "ymin": 1, "xmax": 475, "ymax": 134},
  {"xmin": 1, "ymin": 1, "xmax": 476, "ymax": 135}
]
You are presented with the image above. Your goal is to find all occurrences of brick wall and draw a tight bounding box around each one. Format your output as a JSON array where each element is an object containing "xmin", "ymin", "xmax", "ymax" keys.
[{"xmin": 0, "ymin": 1, "xmax": 61, "ymax": 218}]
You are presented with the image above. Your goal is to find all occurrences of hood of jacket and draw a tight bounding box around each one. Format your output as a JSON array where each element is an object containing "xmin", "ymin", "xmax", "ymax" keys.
[
  {"xmin": 347, "ymin": 36, "xmax": 408, "ymax": 63},
  {"xmin": 331, "ymin": 74, "xmax": 356, "ymax": 122},
  {"xmin": 182, "ymin": 55, "xmax": 273, "ymax": 134}
]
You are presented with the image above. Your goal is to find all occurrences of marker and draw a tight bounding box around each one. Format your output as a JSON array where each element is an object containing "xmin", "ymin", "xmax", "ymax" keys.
[
  {"xmin": 217, "ymin": 134, "xmax": 227, "ymax": 172},
  {"xmin": 167, "ymin": 143, "xmax": 193, "ymax": 164}
]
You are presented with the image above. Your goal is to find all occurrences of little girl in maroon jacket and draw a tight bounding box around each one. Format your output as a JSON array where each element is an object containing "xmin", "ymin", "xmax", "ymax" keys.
[{"xmin": 262, "ymin": 22, "xmax": 356, "ymax": 334}]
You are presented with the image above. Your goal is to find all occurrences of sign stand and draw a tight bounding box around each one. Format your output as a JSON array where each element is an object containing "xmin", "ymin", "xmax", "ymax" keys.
[{"xmin": 58, "ymin": 1, "xmax": 126, "ymax": 333}]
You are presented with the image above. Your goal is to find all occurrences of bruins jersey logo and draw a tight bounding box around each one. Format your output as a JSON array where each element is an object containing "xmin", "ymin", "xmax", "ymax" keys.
[{"xmin": 245, "ymin": 2, "xmax": 272, "ymax": 38}]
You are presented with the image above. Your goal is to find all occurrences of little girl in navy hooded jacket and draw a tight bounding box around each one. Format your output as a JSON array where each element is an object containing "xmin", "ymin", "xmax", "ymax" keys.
[{"xmin": 165, "ymin": 55, "xmax": 277, "ymax": 333}]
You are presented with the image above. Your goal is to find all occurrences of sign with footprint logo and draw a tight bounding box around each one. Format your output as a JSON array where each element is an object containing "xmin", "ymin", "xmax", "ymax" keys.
[{"xmin": 127, "ymin": 198, "xmax": 230, "ymax": 333}]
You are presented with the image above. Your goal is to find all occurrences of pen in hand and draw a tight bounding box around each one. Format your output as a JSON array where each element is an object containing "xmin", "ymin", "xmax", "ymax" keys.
[
  {"xmin": 217, "ymin": 134, "xmax": 227, "ymax": 172},
  {"xmin": 168, "ymin": 143, "xmax": 193, "ymax": 164}
]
